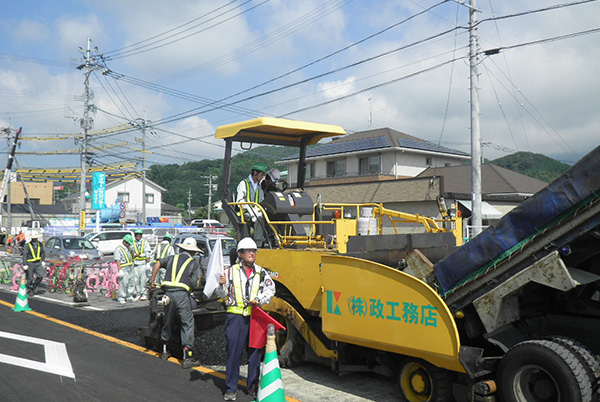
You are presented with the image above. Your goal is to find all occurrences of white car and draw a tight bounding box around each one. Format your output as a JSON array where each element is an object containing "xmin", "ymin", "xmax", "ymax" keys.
[{"xmin": 85, "ymin": 230, "xmax": 134, "ymax": 255}]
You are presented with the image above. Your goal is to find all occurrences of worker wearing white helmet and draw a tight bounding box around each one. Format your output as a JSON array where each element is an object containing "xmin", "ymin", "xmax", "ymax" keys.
[
  {"xmin": 150, "ymin": 237, "xmax": 203, "ymax": 369},
  {"xmin": 216, "ymin": 237, "xmax": 276, "ymax": 401}
]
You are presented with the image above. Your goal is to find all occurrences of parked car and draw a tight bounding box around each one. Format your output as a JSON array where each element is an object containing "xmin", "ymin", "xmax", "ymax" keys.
[
  {"xmin": 189, "ymin": 219, "xmax": 228, "ymax": 235},
  {"xmin": 85, "ymin": 230, "xmax": 133, "ymax": 256},
  {"xmin": 170, "ymin": 233, "xmax": 237, "ymax": 277},
  {"xmin": 44, "ymin": 236, "xmax": 103, "ymax": 261}
]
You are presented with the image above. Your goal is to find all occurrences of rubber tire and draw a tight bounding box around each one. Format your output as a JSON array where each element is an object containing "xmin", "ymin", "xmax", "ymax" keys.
[
  {"xmin": 544, "ymin": 336, "xmax": 600, "ymax": 399},
  {"xmin": 498, "ymin": 339, "xmax": 593, "ymax": 402},
  {"xmin": 265, "ymin": 309, "xmax": 305, "ymax": 368},
  {"xmin": 398, "ymin": 358, "xmax": 453, "ymax": 402}
]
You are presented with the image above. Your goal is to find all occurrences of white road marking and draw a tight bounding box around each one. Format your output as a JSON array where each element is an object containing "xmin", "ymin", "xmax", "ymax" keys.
[{"xmin": 0, "ymin": 330, "xmax": 75, "ymax": 379}]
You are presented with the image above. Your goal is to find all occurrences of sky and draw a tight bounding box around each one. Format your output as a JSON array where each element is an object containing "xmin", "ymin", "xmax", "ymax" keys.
[{"xmin": 1, "ymin": 0, "xmax": 599, "ymax": 176}]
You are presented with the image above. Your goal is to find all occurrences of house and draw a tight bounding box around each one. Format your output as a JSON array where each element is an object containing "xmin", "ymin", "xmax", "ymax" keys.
[
  {"xmin": 279, "ymin": 127, "xmax": 470, "ymax": 187},
  {"xmin": 277, "ymin": 126, "xmax": 547, "ymax": 237},
  {"xmin": 59, "ymin": 177, "xmax": 166, "ymax": 223},
  {"xmin": 1, "ymin": 203, "xmax": 73, "ymax": 230},
  {"xmin": 2, "ymin": 180, "xmax": 55, "ymax": 205}
]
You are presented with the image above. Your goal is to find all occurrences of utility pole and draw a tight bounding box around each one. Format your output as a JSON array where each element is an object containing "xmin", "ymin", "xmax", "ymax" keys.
[
  {"xmin": 187, "ymin": 189, "xmax": 192, "ymax": 221},
  {"xmin": 76, "ymin": 38, "xmax": 100, "ymax": 235},
  {"xmin": 135, "ymin": 118, "xmax": 147, "ymax": 225},
  {"xmin": 203, "ymin": 175, "xmax": 218, "ymax": 219},
  {"xmin": 469, "ymin": 0, "xmax": 483, "ymax": 237}
]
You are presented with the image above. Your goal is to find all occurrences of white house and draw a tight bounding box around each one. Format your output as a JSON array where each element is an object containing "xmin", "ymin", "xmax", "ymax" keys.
[{"xmin": 60, "ymin": 177, "xmax": 166, "ymax": 223}]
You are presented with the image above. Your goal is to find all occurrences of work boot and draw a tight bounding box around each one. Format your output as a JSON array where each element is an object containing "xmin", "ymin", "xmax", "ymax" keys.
[
  {"xmin": 181, "ymin": 348, "xmax": 200, "ymax": 369},
  {"xmin": 161, "ymin": 343, "xmax": 171, "ymax": 361}
]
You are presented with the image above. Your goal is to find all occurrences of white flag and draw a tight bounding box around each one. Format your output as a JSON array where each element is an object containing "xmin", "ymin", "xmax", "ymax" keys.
[{"xmin": 203, "ymin": 238, "xmax": 224, "ymax": 297}]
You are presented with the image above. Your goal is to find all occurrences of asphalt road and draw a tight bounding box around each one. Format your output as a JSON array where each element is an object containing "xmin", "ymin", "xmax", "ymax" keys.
[{"xmin": 0, "ymin": 283, "xmax": 401, "ymax": 402}]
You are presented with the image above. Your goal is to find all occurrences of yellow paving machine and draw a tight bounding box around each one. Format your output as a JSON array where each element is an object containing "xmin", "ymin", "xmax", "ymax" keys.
[{"xmin": 216, "ymin": 117, "xmax": 600, "ymax": 402}]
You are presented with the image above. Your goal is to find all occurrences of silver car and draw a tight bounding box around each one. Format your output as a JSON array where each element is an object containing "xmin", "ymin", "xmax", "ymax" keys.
[{"xmin": 45, "ymin": 236, "xmax": 103, "ymax": 261}]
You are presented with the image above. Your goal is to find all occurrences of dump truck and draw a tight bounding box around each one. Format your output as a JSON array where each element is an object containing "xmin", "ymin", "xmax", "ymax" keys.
[{"xmin": 142, "ymin": 117, "xmax": 600, "ymax": 402}]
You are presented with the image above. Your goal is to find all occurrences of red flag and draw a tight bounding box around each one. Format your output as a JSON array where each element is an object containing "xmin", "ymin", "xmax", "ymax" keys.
[{"xmin": 249, "ymin": 306, "xmax": 286, "ymax": 349}]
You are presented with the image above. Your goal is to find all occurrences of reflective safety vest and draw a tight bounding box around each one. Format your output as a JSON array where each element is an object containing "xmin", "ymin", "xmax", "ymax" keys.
[
  {"xmin": 117, "ymin": 244, "xmax": 133, "ymax": 267},
  {"xmin": 153, "ymin": 242, "xmax": 172, "ymax": 263},
  {"xmin": 227, "ymin": 263, "xmax": 261, "ymax": 316},
  {"xmin": 237, "ymin": 179, "xmax": 261, "ymax": 218},
  {"xmin": 133, "ymin": 240, "xmax": 148, "ymax": 261},
  {"xmin": 27, "ymin": 242, "xmax": 42, "ymax": 262},
  {"xmin": 162, "ymin": 255, "xmax": 194, "ymax": 291}
]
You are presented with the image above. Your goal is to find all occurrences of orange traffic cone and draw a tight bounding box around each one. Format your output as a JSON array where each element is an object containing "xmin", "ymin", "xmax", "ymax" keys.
[
  {"xmin": 255, "ymin": 324, "xmax": 285, "ymax": 402},
  {"xmin": 12, "ymin": 275, "xmax": 32, "ymax": 312}
]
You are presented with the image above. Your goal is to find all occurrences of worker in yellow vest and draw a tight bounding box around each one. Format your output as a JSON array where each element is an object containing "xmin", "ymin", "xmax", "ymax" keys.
[
  {"xmin": 115, "ymin": 234, "xmax": 135, "ymax": 304},
  {"xmin": 22, "ymin": 231, "xmax": 45, "ymax": 297},
  {"xmin": 216, "ymin": 237, "xmax": 276, "ymax": 401},
  {"xmin": 132, "ymin": 228, "xmax": 151, "ymax": 301},
  {"xmin": 236, "ymin": 162, "xmax": 267, "ymax": 246},
  {"xmin": 150, "ymin": 237, "xmax": 203, "ymax": 369},
  {"xmin": 151, "ymin": 234, "xmax": 175, "ymax": 284}
]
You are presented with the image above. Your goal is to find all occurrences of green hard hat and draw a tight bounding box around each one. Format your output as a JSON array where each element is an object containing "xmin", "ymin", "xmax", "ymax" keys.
[
  {"xmin": 251, "ymin": 162, "xmax": 267, "ymax": 173},
  {"xmin": 134, "ymin": 229, "xmax": 144, "ymax": 235},
  {"xmin": 163, "ymin": 234, "xmax": 173, "ymax": 240},
  {"xmin": 123, "ymin": 234, "xmax": 134, "ymax": 245}
]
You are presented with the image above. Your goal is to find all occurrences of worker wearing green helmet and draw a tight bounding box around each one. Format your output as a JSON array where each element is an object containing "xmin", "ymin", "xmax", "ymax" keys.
[
  {"xmin": 132, "ymin": 228, "xmax": 151, "ymax": 301},
  {"xmin": 236, "ymin": 162, "xmax": 268, "ymax": 246},
  {"xmin": 152, "ymin": 233, "xmax": 175, "ymax": 284},
  {"xmin": 115, "ymin": 234, "xmax": 135, "ymax": 304}
]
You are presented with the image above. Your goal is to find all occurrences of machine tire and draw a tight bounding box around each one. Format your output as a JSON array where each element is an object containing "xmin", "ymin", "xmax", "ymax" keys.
[
  {"xmin": 398, "ymin": 358, "xmax": 453, "ymax": 402},
  {"xmin": 498, "ymin": 339, "xmax": 593, "ymax": 402},
  {"xmin": 267, "ymin": 311, "xmax": 304, "ymax": 368},
  {"xmin": 544, "ymin": 336, "xmax": 600, "ymax": 398}
]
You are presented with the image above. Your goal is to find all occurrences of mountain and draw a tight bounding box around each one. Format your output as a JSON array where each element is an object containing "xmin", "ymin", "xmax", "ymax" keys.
[{"xmin": 490, "ymin": 152, "xmax": 571, "ymax": 183}]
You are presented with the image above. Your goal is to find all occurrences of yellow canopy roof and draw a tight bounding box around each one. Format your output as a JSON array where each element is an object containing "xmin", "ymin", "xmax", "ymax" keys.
[{"xmin": 215, "ymin": 117, "xmax": 346, "ymax": 146}]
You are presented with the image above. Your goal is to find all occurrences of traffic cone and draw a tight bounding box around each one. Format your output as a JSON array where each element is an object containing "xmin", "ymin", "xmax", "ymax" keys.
[
  {"xmin": 12, "ymin": 275, "xmax": 32, "ymax": 312},
  {"xmin": 255, "ymin": 324, "xmax": 285, "ymax": 402}
]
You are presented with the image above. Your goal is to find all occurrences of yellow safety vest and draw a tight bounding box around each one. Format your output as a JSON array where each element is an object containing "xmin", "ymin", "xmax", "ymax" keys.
[
  {"xmin": 27, "ymin": 242, "xmax": 42, "ymax": 262},
  {"xmin": 162, "ymin": 255, "xmax": 194, "ymax": 291},
  {"xmin": 117, "ymin": 244, "xmax": 133, "ymax": 267},
  {"xmin": 227, "ymin": 263, "xmax": 261, "ymax": 316},
  {"xmin": 153, "ymin": 243, "xmax": 172, "ymax": 263},
  {"xmin": 133, "ymin": 240, "xmax": 148, "ymax": 261},
  {"xmin": 237, "ymin": 179, "xmax": 260, "ymax": 218}
]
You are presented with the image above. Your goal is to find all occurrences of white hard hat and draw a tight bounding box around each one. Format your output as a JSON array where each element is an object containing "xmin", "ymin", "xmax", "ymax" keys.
[
  {"xmin": 237, "ymin": 237, "xmax": 257, "ymax": 251},
  {"xmin": 177, "ymin": 237, "xmax": 202, "ymax": 252},
  {"xmin": 31, "ymin": 231, "xmax": 41, "ymax": 239},
  {"xmin": 267, "ymin": 168, "xmax": 281, "ymax": 183}
]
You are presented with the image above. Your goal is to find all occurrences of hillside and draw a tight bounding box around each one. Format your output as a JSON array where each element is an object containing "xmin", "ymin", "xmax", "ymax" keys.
[
  {"xmin": 145, "ymin": 148, "xmax": 569, "ymax": 218},
  {"xmin": 490, "ymin": 152, "xmax": 571, "ymax": 183}
]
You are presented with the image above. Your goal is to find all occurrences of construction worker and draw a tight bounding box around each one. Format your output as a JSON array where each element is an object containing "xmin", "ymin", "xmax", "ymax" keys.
[
  {"xmin": 132, "ymin": 228, "xmax": 151, "ymax": 301},
  {"xmin": 261, "ymin": 168, "xmax": 281, "ymax": 194},
  {"xmin": 236, "ymin": 162, "xmax": 267, "ymax": 246},
  {"xmin": 150, "ymin": 237, "xmax": 202, "ymax": 369},
  {"xmin": 152, "ymin": 234, "xmax": 175, "ymax": 284},
  {"xmin": 216, "ymin": 237, "xmax": 276, "ymax": 401},
  {"xmin": 22, "ymin": 232, "xmax": 45, "ymax": 297},
  {"xmin": 114, "ymin": 234, "xmax": 135, "ymax": 304}
]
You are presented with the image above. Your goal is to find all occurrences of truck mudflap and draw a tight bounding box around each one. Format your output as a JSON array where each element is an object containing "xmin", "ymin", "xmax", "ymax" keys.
[{"xmin": 320, "ymin": 254, "xmax": 464, "ymax": 373}]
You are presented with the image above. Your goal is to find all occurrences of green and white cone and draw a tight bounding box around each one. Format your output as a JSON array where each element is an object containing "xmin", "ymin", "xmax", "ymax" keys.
[
  {"xmin": 256, "ymin": 324, "xmax": 285, "ymax": 402},
  {"xmin": 12, "ymin": 276, "xmax": 32, "ymax": 312}
]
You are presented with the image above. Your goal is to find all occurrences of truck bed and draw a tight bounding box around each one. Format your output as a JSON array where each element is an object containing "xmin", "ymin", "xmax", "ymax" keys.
[{"xmin": 434, "ymin": 145, "xmax": 600, "ymax": 304}]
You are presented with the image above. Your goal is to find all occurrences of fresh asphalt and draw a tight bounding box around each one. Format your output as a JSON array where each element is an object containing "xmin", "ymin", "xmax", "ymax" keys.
[{"xmin": 0, "ymin": 275, "xmax": 400, "ymax": 402}]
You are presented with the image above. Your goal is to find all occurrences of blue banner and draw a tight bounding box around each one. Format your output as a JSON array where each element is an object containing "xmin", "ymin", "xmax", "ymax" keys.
[{"xmin": 92, "ymin": 172, "xmax": 106, "ymax": 210}]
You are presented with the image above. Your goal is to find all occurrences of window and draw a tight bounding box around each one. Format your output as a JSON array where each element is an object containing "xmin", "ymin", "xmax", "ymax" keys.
[
  {"xmin": 359, "ymin": 155, "xmax": 380, "ymax": 175},
  {"xmin": 30, "ymin": 198, "xmax": 40, "ymax": 205},
  {"xmin": 426, "ymin": 157, "xmax": 432, "ymax": 166},
  {"xmin": 305, "ymin": 162, "xmax": 315, "ymax": 180},
  {"xmin": 145, "ymin": 193, "xmax": 154, "ymax": 204},
  {"xmin": 326, "ymin": 159, "xmax": 345, "ymax": 177},
  {"xmin": 118, "ymin": 192, "xmax": 130, "ymax": 203}
]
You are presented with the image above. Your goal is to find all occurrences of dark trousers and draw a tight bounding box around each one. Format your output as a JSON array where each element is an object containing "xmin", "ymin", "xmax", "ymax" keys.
[
  {"xmin": 160, "ymin": 290, "xmax": 195, "ymax": 350},
  {"xmin": 26, "ymin": 262, "xmax": 44, "ymax": 291},
  {"xmin": 225, "ymin": 313, "xmax": 263, "ymax": 393}
]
